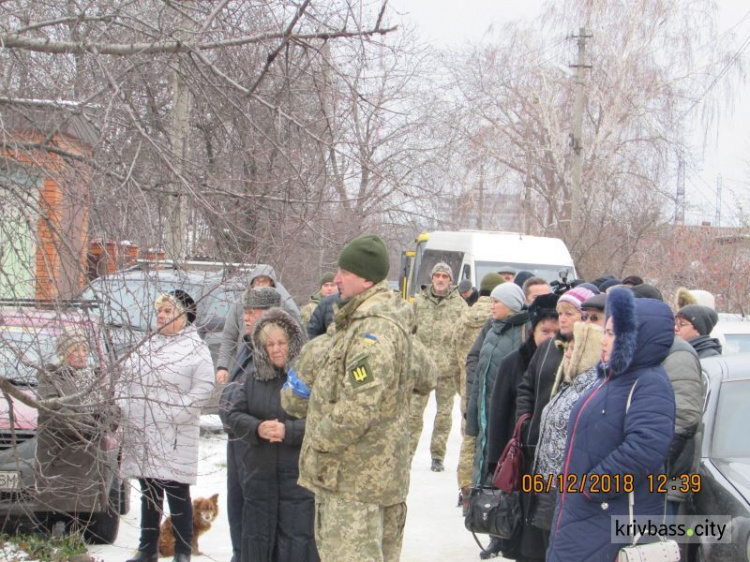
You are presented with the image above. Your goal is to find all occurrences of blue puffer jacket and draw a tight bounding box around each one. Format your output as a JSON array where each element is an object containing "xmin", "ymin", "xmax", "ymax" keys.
[{"xmin": 547, "ymin": 291, "xmax": 676, "ymax": 562}]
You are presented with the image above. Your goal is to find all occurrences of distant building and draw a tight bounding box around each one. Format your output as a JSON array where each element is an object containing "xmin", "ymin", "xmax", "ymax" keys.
[{"xmin": 0, "ymin": 99, "xmax": 97, "ymax": 300}]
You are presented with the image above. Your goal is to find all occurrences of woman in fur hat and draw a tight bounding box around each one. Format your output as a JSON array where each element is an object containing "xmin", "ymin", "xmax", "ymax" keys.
[
  {"xmin": 122, "ymin": 290, "xmax": 215, "ymax": 562},
  {"xmin": 227, "ymin": 308, "xmax": 318, "ymax": 562},
  {"xmin": 530, "ymin": 321, "xmax": 603, "ymax": 542},
  {"xmin": 546, "ymin": 288, "xmax": 676, "ymax": 562}
]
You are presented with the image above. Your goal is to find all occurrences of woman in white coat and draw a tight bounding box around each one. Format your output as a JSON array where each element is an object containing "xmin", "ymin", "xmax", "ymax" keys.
[{"xmin": 122, "ymin": 290, "xmax": 214, "ymax": 562}]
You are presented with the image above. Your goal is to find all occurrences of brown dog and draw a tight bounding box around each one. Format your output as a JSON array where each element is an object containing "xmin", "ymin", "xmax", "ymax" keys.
[{"xmin": 158, "ymin": 493, "xmax": 219, "ymax": 557}]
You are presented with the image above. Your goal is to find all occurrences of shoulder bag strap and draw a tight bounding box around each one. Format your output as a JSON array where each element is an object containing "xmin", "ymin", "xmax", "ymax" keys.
[{"xmin": 625, "ymin": 380, "xmax": 638, "ymax": 546}]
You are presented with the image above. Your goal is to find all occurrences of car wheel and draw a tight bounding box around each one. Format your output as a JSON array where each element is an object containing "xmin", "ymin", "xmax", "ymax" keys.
[{"xmin": 82, "ymin": 480, "xmax": 121, "ymax": 545}]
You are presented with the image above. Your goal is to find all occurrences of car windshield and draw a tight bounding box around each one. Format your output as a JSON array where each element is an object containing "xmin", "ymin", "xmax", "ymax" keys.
[
  {"xmin": 0, "ymin": 326, "xmax": 96, "ymax": 385},
  {"xmin": 711, "ymin": 379, "xmax": 750, "ymax": 458}
]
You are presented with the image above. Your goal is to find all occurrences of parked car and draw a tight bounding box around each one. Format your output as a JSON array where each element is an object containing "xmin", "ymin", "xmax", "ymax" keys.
[
  {"xmin": 79, "ymin": 261, "xmax": 300, "ymax": 413},
  {"xmin": 79, "ymin": 261, "xmax": 299, "ymax": 366},
  {"xmin": 79, "ymin": 266, "xmax": 239, "ymax": 365},
  {"xmin": 685, "ymin": 353, "xmax": 750, "ymax": 561},
  {"xmin": 0, "ymin": 301, "xmax": 126, "ymax": 543},
  {"xmin": 712, "ymin": 314, "xmax": 750, "ymax": 355}
]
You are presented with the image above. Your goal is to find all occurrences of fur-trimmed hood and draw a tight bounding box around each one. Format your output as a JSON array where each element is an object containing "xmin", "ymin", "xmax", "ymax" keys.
[
  {"xmin": 565, "ymin": 321, "xmax": 603, "ymax": 379},
  {"xmin": 251, "ymin": 307, "xmax": 305, "ymax": 380},
  {"xmin": 606, "ymin": 288, "xmax": 674, "ymax": 375}
]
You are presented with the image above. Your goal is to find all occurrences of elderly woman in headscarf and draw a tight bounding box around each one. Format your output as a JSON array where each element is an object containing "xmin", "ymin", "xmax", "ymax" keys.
[
  {"xmin": 121, "ymin": 290, "xmax": 215, "ymax": 562},
  {"xmin": 36, "ymin": 327, "xmax": 119, "ymax": 532},
  {"xmin": 530, "ymin": 320, "xmax": 603, "ymax": 544},
  {"xmin": 227, "ymin": 307, "xmax": 318, "ymax": 562}
]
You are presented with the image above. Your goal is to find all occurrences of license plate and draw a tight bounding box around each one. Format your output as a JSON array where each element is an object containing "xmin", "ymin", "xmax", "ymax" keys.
[{"xmin": 0, "ymin": 471, "xmax": 20, "ymax": 491}]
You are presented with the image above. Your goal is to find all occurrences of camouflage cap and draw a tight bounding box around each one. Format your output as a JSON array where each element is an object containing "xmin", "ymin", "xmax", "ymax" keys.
[{"xmin": 431, "ymin": 262, "xmax": 453, "ymax": 280}]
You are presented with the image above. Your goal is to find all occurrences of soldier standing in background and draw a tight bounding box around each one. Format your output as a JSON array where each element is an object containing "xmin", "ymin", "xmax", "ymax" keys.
[
  {"xmin": 409, "ymin": 262, "xmax": 468, "ymax": 472},
  {"xmin": 296, "ymin": 234, "xmax": 413, "ymax": 562},
  {"xmin": 299, "ymin": 272, "xmax": 338, "ymax": 327}
]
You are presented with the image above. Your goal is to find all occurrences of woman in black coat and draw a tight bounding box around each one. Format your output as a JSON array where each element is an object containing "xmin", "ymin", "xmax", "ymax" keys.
[
  {"xmin": 485, "ymin": 293, "xmax": 558, "ymax": 561},
  {"xmin": 227, "ymin": 308, "xmax": 318, "ymax": 562}
]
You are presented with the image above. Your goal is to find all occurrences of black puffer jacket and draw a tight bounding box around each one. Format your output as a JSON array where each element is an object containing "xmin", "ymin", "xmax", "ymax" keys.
[
  {"xmin": 515, "ymin": 335, "xmax": 565, "ymax": 461},
  {"xmin": 226, "ymin": 308, "xmax": 318, "ymax": 562},
  {"xmin": 306, "ymin": 293, "xmax": 340, "ymax": 339}
]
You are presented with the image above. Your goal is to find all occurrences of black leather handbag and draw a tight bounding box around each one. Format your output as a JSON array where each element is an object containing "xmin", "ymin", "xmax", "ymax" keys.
[{"xmin": 464, "ymin": 487, "xmax": 522, "ymax": 539}]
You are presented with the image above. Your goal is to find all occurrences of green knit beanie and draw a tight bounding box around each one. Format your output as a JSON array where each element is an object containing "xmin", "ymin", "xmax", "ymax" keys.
[
  {"xmin": 319, "ymin": 272, "xmax": 335, "ymax": 286},
  {"xmin": 480, "ymin": 272, "xmax": 505, "ymax": 294},
  {"xmin": 337, "ymin": 234, "xmax": 390, "ymax": 284}
]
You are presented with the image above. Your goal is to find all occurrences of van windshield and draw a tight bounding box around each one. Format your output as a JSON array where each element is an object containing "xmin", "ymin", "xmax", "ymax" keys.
[
  {"xmin": 475, "ymin": 261, "xmax": 572, "ymax": 286},
  {"xmin": 417, "ymin": 250, "xmax": 465, "ymax": 290}
]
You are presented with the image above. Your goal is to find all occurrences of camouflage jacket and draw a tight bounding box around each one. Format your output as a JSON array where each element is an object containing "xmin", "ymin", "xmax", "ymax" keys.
[
  {"xmin": 413, "ymin": 285, "xmax": 467, "ymax": 380},
  {"xmin": 297, "ymin": 281, "xmax": 412, "ymax": 505},
  {"xmin": 452, "ymin": 295, "xmax": 493, "ymax": 396},
  {"xmin": 299, "ymin": 291, "xmax": 323, "ymax": 327}
]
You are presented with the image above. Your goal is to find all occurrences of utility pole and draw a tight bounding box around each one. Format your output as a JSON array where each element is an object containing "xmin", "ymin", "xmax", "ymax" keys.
[
  {"xmin": 165, "ymin": 4, "xmax": 194, "ymax": 263},
  {"xmin": 523, "ymin": 120, "xmax": 534, "ymax": 235},
  {"xmin": 675, "ymin": 158, "xmax": 685, "ymax": 225},
  {"xmin": 569, "ymin": 27, "xmax": 592, "ymax": 239},
  {"xmin": 715, "ymin": 174, "xmax": 722, "ymax": 227},
  {"xmin": 477, "ymin": 163, "xmax": 485, "ymax": 230}
]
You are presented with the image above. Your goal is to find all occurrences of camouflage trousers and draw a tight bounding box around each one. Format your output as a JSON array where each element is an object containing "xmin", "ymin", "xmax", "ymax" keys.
[
  {"xmin": 456, "ymin": 434, "xmax": 476, "ymax": 489},
  {"xmin": 408, "ymin": 375, "xmax": 456, "ymax": 461},
  {"xmin": 456, "ymin": 373, "xmax": 475, "ymax": 489},
  {"xmin": 314, "ymin": 492, "xmax": 407, "ymax": 562}
]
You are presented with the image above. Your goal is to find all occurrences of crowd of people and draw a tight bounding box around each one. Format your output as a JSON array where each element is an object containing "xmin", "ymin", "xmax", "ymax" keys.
[{"xmin": 71, "ymin": 233, "xmax": 722, "ymax": 562}]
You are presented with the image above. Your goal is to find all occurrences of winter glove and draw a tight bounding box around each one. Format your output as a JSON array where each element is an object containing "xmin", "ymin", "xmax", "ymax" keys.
[{"xmin": 282, "ymin": 368, "xmax": 310, "ymax": 398}]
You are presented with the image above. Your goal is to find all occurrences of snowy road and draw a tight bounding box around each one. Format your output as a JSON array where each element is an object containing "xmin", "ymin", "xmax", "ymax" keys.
[{"xmin": 89, "ymin": 399, "xmax": 502, "ymax": 561}]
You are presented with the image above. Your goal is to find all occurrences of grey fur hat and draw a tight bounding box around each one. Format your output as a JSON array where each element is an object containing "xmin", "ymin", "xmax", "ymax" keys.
[{"xmin": 243, "ymin": 287, "xmax": 281, "ymax": 310}]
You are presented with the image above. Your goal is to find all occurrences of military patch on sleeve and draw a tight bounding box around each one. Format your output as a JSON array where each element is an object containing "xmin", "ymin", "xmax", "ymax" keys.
[
  {"xmin": 362, "ymin": 333, "xmax": 378, "ymax": 344},
  {"xmin": 348, "ymin": 356, "xmax": 375, "ymax": 387}
]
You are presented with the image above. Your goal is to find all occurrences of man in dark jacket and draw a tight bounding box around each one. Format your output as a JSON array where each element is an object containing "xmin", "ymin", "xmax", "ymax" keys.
[
  {"xmin": 218, "ymin": 287, "xmax": 281, "ymax": 562},
  {"xmin": 675, "ymin": 304, "xmax": 722, "ymax": 358},
  {"xmin": 306, "ymin": 292, "xmax": 341, "ymax": 339}
]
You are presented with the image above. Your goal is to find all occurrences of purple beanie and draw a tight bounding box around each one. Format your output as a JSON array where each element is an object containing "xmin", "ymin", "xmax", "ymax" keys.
[{"xmin": 558, "ymin": 287, "xmax": 596, "ymax": 312}]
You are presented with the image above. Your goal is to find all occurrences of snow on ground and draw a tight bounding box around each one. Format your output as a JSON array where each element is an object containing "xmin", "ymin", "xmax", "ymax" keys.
[{"xmin": 89, "ymin": 398, "xmax": 505, "ymax": 561}]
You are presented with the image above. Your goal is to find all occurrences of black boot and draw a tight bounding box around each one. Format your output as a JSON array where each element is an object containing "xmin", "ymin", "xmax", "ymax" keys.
[
  {"xmin": 479, "ymin": 536, "xmax": 503, "ymax": 559},
  {"xmin": 125, "ymin": 553, "xmax": 158, "ymax": 562},
  {"xmin": 172, "ymin": 553, "xmax": 191, "ymax": 562}
]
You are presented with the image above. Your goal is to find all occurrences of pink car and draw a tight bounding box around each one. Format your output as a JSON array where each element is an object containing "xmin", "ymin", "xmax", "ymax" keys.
[{"xmin": 0, "ymin": 304, "xmax": 126, "ymax": 543}]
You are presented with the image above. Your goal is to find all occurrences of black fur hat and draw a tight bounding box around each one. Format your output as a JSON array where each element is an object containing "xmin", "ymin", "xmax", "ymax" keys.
[
  {"xmin": 528, "ymin": 292, "xmax": 559, "ymax": 330},
  {"xmin": 168, "ymin": 289, "xmax": 197, "ymax": 325}
]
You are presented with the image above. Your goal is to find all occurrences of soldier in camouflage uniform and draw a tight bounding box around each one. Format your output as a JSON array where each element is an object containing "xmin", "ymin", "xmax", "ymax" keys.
[
  {"xmin": 299, "ymin": 272, "xmax": 338, "ymax": 328},
  {"xmin": 451, "ymin": 272, "xmax": 504, "ymax": 501},
  {"xmin": 409, "ymin": 262, "xmax": 468, "ymax": 472},
  {"xmin": 290, "ymin": 235, "xmax": 416, "ymax": 562}
]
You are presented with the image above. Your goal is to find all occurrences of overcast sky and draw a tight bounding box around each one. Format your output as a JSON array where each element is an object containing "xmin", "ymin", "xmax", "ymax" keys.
[{"xmin": 388, "ymin": 0, "xmax": 750, "ymax": 226}]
